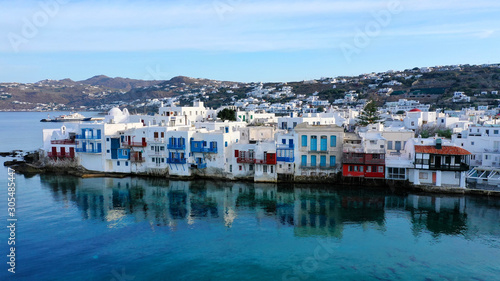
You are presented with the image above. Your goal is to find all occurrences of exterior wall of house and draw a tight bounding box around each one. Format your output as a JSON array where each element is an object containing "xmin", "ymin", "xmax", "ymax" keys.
[{"xmin": 294, "ymin": 123, "xmax": 344, "ymax": 178}]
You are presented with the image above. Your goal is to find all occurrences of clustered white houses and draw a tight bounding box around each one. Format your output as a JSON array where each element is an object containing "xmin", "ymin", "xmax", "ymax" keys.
[{"xmin": 42, "ymin": 100, "xmax": 500, "ymax": 189}]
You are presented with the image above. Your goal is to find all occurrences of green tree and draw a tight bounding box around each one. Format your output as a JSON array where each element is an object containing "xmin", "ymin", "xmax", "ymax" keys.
[
  {"xmin": 317, "ymin": 106, "xmax": 325, "ymax": 113},
  {"xmin": 357, "ymin": 101, "xmax": 383, "ymax": 126},
  {"xmin": 217, "ymin": 108, "xmax": 236, "ymax": 121}
]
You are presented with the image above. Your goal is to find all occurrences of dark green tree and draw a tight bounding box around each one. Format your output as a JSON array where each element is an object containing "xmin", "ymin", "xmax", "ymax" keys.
[
  {"xmin": 357, "ymin": 101, "xmax": 383, "ymax": 126},
  {"xmin": 217, "ymin": 108, "xmax": 236, "ymax": 121}
]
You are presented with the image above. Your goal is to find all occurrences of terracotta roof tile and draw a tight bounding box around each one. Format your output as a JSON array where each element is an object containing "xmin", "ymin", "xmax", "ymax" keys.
[{"xmin": 415, "ymin": 145, "xmax": 471, "ymax": 155}]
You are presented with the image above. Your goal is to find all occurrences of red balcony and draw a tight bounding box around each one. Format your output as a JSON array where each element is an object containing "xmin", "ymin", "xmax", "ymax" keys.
[
  {"xmin": 124, "ymin": 141, "xmax": 147, "ymax": 147},
  {"xmin": 254, "ymin": 158, "xmax": 277, "ymax": 165},
  {"xmin": 51, "ymin": 139, "xmax": 75, "ymax": 145},
  {"xmin": 364, "ymin": 154, "xmax": 385, "ymax": 165},
  {"xmin": 237, "ymin": 157, "xmax": 255, "ymax": 164},
  {"xmin": 342, "ymin": 153, "xmax": 365, "ymax": 164}
]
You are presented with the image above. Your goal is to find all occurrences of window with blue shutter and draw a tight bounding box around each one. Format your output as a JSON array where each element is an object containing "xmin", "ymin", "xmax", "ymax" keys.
[{"xmin": 330, "ymin": 135, "xmax": 337, "ymax": 147}]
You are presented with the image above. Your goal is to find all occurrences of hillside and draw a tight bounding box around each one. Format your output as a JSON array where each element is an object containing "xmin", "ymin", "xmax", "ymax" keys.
[{"xmin": 0, "ymin": 64, "xmax": 499, "ymax": 111}]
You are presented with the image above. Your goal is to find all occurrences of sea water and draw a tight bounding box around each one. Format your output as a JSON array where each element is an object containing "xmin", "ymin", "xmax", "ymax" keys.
[{"xmin": 0, "ymin": 112, "xmax": 499, "ymax": 281}]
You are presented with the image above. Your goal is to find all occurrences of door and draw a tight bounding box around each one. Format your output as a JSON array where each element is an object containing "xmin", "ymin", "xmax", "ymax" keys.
[
  {"xmin": 432, "ymin": 172, "xmax": 436, "ymax": 184},
  {"xmin": 311, "ymin": 155, "xmax": 317, "ymax": 167},
  {"xmin": 311, "ymin": 136, "xmax": 317, "ymax": 151},
  {"xmin": 51, "ymin": 147, "xmax": 57, "ymax": 157},
  {"xmin": 395, "ymin": 141, "xmax": 402, "ymax": 151},
  {"xmin": 320, "ymin": 155, "xmax": 326, "ymax": 167},
  {"xmin": 320, "ymin": 136, "xmax": 327, "ymax": 151},
  {"xmin": 330, "ymin": 156, "xmax": 336, "ymax": 167},
  {"xmin": 435, "ymin": 156, "xmax": 441, "ymax": 168},
  {"xmin": 60, "ymin": 147, "xmax": 66, "ymax": 157},
  {"xmin": 69, "ymin": 147, "xmax": 75, "ymax": 158}
]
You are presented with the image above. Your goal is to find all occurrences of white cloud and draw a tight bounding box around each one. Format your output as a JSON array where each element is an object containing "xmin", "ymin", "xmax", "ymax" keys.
[{"xmin": 1, "ymin": 0, "xmax": 499, "ymax": 53}]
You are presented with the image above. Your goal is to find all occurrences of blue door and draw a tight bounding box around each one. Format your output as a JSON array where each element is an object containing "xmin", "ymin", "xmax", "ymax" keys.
[
  {"xmin": 320, "ymin": 155, "xmax": 326, "ymax": 167},
  {"xmin": 311, "ymin": 155, "xmax": 317, "ymax": 167},
  {"xmin": 311, "ymin": 136, "xmax": 317, "ymax": 151},
  {"xmin": 330, "ymin": 136, "xmax": 337, "ymax": 147},
  {"xmin": 320, "ymin": 136, "xmax": 327, "ymax": 151},
  {"xmin": 330, "ymin": 156, "xmax": 336, "ymax": 166},
  {"xmin": 289, "ymin": 139, "xmax": 294, "ymax": 148},
  {"xmin": 301, "ymin": 155, "xmax": 307, "ymax": 166}
]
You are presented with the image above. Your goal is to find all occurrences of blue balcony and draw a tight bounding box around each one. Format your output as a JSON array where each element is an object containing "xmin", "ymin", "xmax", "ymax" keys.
[
  {"xmin": 191, "ymin": 141, "xmax": 218, "ymax": 153},
  {"xmin": 76, "ymin": 129, "xmax": 101, "ymax": 140},
  {"xmin": 191, "ymin": 146, "xmax": 218, "ymax": 153},
  {"xmin": 167, "ymin": 158, "xmax": 187, "ymax": 164},
  {"xmin": 76, "ymin": 147, "xmax": 102, "ymax": 154},
  {"xmin": 76, "ymin": 135, "xmax": 101, "ymax": 140},
  {"xmin": 191, "ymin": 163, "xmax": 207, "ymax": 169},
  {"xmin": 167, "ymin": 144, "xmax": 186, "ymax": 150},
  {"xmin": 277, "ymin": 143, "xmax": 294, "ymax": 149},
  {"xmin": 277, "ymin": 156, "xmax": 295, "ymax": 162}
]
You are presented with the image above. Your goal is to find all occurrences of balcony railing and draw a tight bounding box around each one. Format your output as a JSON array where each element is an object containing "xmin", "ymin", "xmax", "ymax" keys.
[
  {"xmin": 319, "ymin": 164, "xmax": 337, "ymax": 170},
  {"xmin": 309, "ymin": 150, "xmax": 329, "ymax": 154},
  {"xmin": 254, "ymin": 158, "xmax": 277, "ymax": 165},
  {"xmin": 300, "ymin": 164, "xmax": 317, "ymax": 170},
  {"xmin": 429, "ymin": 163, "xmax": 469, "ymax": 171},
  {"xmin": 277, "ymin": 144, "xmax": 294, "ymax": 149},
  {"xmin": 191, "ymin": 147, "xmax": 218, "ymax": 153},
  {"xmin": 123, "ymin": 142, "xmax": 147, "ymax": 147},
  {"xmin": 167, "ymin": 144, "xmax": 186, "ymax": 150},
  {"xmin": 150, "ymin": 138, "xmax": 166, "ymax": 144},
  {"xmin": 76, "ymin": 148, "xmax": 102, "ymax": 154},
  {"xmin": 237, "ymin": 157, "xmax": 255, "ymax": 164},
  {"xmin": 365, "ymin": 158, "xmax": 385, "ymax": 165},
  {"xmin": 277, "ymin": 156, "xmax": 294, "ymax": 162},
  {"xmin": 76, "ymin": 135, "xmax": 101, "ymax": 140},
  {"xmin": 50, "ymin": 139, "xmax": 75, "ymax": 145},
  {"xmin": 191, "ymin": 163, "xmax": 207, "ymax": 169},
  {"xmin": 342, "ymin": 156, "xmax": 364, "ymax": 164},
  {"xmin": 152, "ymin": 151, "xmax": 167, "ymax": 157},
  {"xmin": 167, "ymin": 158, "xmax": 187, "ymax": 164},
  {"xmin": 130, "ymin": 157, "xmax": 145, "ymax": 163}
]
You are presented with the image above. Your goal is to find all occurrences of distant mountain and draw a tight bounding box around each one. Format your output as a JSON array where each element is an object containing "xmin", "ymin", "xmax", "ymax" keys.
[
  {"xmin": 80, "ymin": 75, "xmax": 163, "ymax": 91},
  {"xmin": 1, "ymin": 63, "xmax": 499, "ymax": 111}
]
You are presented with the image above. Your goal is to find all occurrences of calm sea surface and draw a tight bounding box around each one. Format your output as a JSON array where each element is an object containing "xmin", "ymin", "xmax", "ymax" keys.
[{"xmin": 0, "ymin": 112, "xmax": 500, "ymax": 281}]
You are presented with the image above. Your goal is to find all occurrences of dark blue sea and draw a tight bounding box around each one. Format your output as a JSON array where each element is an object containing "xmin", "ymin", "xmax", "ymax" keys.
[{"xmin": 0, "ymin": 112, "xmax": 499, "ymax": 281}]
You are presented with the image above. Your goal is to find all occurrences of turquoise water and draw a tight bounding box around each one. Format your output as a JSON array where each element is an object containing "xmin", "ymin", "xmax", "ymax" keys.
[{"xmin": 0, "ymin": 112, "xmax": 500, "ymax": 281}]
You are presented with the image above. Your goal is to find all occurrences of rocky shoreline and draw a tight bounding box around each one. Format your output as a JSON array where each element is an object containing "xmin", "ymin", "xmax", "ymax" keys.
[{"xmin": 3, "ymin": 150, "xmax": 500, "ymax": 197}]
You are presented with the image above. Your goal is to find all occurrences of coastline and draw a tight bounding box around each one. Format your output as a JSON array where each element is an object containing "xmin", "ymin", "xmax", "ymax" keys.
[{"xmin": 5, "ymin": 151, "xmax": 500, "ymax": 198}]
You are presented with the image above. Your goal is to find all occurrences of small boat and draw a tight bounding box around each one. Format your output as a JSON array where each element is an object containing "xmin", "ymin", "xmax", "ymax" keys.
[{"xmin": 40, "ymin": 113, "xmax": 92, "ymax": 122}]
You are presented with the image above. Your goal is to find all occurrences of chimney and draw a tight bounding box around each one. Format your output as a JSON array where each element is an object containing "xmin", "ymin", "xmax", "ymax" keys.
[{"xmin": 435, "ymin": 138, "xmax": 442, "ymax": 149}]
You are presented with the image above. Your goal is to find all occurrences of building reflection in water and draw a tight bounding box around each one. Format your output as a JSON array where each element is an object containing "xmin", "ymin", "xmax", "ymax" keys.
[{"xmin": 39, "ymin": 175, "xmax": 500, "ymax": 238}]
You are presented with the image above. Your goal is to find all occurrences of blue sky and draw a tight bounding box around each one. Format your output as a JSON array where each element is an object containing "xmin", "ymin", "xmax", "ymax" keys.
[{"xmin": 1, "ymin": 0, "xmax": 499, "ymax": 83}]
